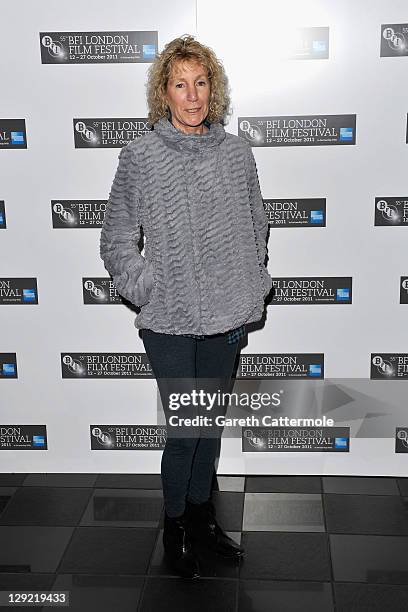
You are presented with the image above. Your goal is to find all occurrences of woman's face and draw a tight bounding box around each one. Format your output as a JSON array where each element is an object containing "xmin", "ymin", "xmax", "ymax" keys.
[{"xmin": 165, "ymin": 59, "xmax": 210, "ymax": 134}]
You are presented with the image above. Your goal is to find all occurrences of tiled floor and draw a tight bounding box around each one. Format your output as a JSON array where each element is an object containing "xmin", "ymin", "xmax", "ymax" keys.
[{"xmin": 1, "ymin": 474, "xmax": 408, "ymax": 611}]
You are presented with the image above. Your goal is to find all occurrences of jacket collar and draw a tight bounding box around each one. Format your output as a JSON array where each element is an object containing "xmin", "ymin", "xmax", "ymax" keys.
[{"xmin": 153, "ymin": 116, "xmax": 226, "ymax": 153}]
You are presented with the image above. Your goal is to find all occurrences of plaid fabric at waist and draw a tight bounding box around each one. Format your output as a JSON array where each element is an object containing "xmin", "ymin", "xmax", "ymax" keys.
[{"xmin": 180, "ymin": 324, "xmax": 247, "ymax": 344}]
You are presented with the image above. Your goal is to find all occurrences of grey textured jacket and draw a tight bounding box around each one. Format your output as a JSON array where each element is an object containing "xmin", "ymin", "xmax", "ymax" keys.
[{"xmin": 99, "ymin": 116, "xmax": 273, "ymax": 335}]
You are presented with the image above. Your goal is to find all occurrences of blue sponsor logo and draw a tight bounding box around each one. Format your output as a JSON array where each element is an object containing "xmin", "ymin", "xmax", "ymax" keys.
[
  {"xmin": 11, "ymin": 131, "xmax": 25, "ymax": 145},
  {"xmin": 312, "ymin": 40, "xmax": 326, "ymax": 53},
  {"xmin": 3, "ymin": 363, "xmax": 15, "ymax": 376},
  {"xmin": 339, "ymin": 127, "xmax": 353, "ymax": 142},
  {"xmin": 33, "ymin": 435, "xmax": 45, "ymax": 447},
  {"xmin": 335, "ymin": 437, "xmax": 348, "ymax": 449},
  {"xmin": 143, "ymin": 44, "xmax": 156, "ymax": 59},
  {"xmin": 310, "ymin": 210, "xmax": 324, "ymax": 224},
  {"xmin": 336, "ymin": 288, "xmax": 350, "ymax": 301},
  {"xmin": 309, "ymin": 364, "xmax": 322, "ymax": 377},
  {"xmin": 22, "ymin": 288, "xmax": 36, "ymax": 302}
]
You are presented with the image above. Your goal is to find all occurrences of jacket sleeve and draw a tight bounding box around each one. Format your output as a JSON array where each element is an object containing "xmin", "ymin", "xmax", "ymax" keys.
[
  {"xmin": 245, "ymin": 144, "xmax": 273, "ymax": 296},
  {"xmin": 100, "ymin": 144, "xmax": 154, "ymax": 307}
]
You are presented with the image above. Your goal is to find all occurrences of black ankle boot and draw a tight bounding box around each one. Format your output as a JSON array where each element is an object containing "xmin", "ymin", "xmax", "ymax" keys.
[
  {"xmin": 184, "ymin": 499, "xmax": 244, "ymax": 558},
  {"xmin": 163, "ymin": 511, "xmax": 200, "ymax": 578}
]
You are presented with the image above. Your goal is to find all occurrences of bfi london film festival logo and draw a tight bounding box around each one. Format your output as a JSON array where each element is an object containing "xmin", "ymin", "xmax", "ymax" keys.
[
  {"xmin": 82, "ymin": 277, "xmax": 123, "ymax": 304},
  {"xmin": 400, "ymin": 277, "xmax": 408, "ymax": 304},
  {"xmin": 238, "ymin": 115, "xmax": 356, "ymax": 147},
  {"xmin": 0, "ymin": 279, "xmax": 38, "ymax": 305},
  {"xmin": 0, "ymin": 120, "xmax": 27, "ymax": 149},
  {"xmin": 271, "ymin": 277, "xmax": 352, "ymax": 305},
  {"xmin": 73, "ymin": 118, "xmax": 150, "ymax": 148},
  {"xmin": 90, "ymin": 425, "xmax": 166, "ymax": 450},
  {"xmin": 237, "ymin": 354, "xmax": 324, "ymax": 379},
  {"xmin": 51, "ymin": 200, "xmax": 107, "ymax": 228},
  {"xmin": 374, "ymin": 197, "xmax": 408, "ymax": 225},
  {"xmin": 371, "ymin": 354, "xmax": 408, "ymax": 379},
  {"xmin": 61, "ymin": 353, "xmax": 154, "ymax": 378},
  {"xmin": 0, "ymin": 353, "xmax": 17, "ymax": 378},
  {"xmin": 265, "ymin": 198, "xmax": 326, "ymax": 227},
  {"xmin": 0, "ymin": 426, "xmax": 47, "ymax": 450},
  {"xmin": 0, "ymin": 201, "xmax": 6, "ymax": 228},
  {"xmin": 380, "ymin": 24, "xmax": 408, "ymax": 57},
  {"xmin": 290, "ymin": 27, "xmax": 329, "ymax": 60},
  {"xmin": 40, "ymin": 31, "xmax": 158, "ymax": 64},
  {"xmin": 242, "ymin": 427, "xmax": 350, "ymax": 452},
  {"xmin": 396, "ymin": 428, "xmax": 408, "ymax": 453}
]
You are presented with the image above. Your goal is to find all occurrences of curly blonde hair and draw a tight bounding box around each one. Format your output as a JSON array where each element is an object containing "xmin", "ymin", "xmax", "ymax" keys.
[{"xmin": 146, "ymin": 34, "xmax": 231, "ymax": 125}]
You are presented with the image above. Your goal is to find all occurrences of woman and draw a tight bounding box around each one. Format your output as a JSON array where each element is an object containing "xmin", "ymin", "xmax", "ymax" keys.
[{"xmin": 100, "ymin": 34, "xmax": 272, "ymax": 579}]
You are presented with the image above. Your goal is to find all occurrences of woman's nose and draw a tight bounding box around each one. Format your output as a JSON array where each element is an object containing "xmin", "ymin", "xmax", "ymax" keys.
[{"xmin": 186, "ymin": 87, "xmax": 198, "ymax": 100}]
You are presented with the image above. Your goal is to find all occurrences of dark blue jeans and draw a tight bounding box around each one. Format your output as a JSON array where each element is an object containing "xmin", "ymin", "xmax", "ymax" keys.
[{"xmin": 141, "ymin": 328, "xmax": 240, "ymax": 517}]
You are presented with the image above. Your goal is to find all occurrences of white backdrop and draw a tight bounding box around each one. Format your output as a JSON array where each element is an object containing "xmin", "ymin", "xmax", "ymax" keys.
[{"xmin": 1, "ymin": 0, "xmax": 407, "ymax": 474}]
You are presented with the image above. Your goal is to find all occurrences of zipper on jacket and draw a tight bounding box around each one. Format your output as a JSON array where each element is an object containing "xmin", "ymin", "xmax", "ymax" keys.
[{"xmin": 180, "ymin": 153, "xmax": 203, "ymax": 333}]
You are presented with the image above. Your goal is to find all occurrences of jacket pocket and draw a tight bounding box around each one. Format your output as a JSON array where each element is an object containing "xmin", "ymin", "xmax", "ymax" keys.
[
  {"xmin": 260, "ymin": 265, "xmax": 273, "ymax": 298},
  {"xmin": 113, "ymin": 259, "xmax": 155, "ymax": 307}
]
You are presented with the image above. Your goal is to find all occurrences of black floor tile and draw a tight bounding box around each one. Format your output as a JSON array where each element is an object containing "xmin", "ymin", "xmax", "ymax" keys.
[
  {"xmin": 330, "ymin": 534, "xmax": 408, "ymax": 584},
  {"xmin": 148, "ymin": 528, "xmax": 241, "ymax": 578},
  {"xmin": 23, "ymin": 474, "xmax": 98, "ymax": 487},
  {"xmin": 0, "ymin": 474, "xmax": 27, "ymax": 487},
  {"xmin": 323, "ymin": 476, "xmax": 399, "ymax": 495},
  {"xmin": 210, "ymin": 491, "xmax": 244, "ymax": 531},
  {"xmin": 79, "ymin": 489, "xmax": 163, "ymax": 527},
  {"xmin": 246, "ymin": 476, "xmax": 322, "ymax": 493},
  {"xmin": 158, "ymin": 491, "xmax": 244, "ymax": 531},
  {"xmin": 324, "ymin": 494, "xmax": 408, "ymax": 535},
  {"xmin": 0, "ymin": 488, "xmax": 17, "ymax": 517},
  {"xmin": 0, "ymin": 526, "xmax": 73, "ymax": 573},
  {"xmin": 50, "ymin": 574, "xmax": 144, "ymax": 611},
  {"xmin": 139, "ymin": 576, "xmax": 237, "ymax": 612},
  {"xmin": 243, "ymin": 492, "xmax": 324, "ymax": 531},
  {"xmin": 334, "ymin": 582, "xmax": 408, "ymax": 611},
  {"xmin": 0, "ymin": 487, "xmax": 93, "ymax": 526},
  {"xmin": 59, "ymin": 527, "xmax": 157, "ymax": 574},
  {"xmin": 238, "ymin": 580, "xmax": 334, "ymax": 611},
  {"xmin": 1, "ymin": 472, "xmax": 407, "ymax": 605},
  {"xmin": 397, "ymin": 478, "xmax": 408, "ymax": 496},
  {"xmin": 0, "ymin": 573, "xmax": 56, "ymax": 612},
  {"xmin": 0, "ymin": 573, "xmax": 56, "ymax": 589},
  {"xmin": 95, "ymin": 474, "xmax": 162, "ymax": 489},
  {"xmin": 0, "ymin": 496, "xmax": 10, "ymax": 516},
  {"xmin": 239, "ymin": 532, "xmax": 331, "ymax": 581}
]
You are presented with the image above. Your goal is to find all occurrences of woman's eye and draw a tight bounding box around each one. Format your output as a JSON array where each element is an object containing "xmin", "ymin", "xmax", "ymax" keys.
[{"xmin": 175, "ymin": 81, "xmax": 207, "ymax": 88}]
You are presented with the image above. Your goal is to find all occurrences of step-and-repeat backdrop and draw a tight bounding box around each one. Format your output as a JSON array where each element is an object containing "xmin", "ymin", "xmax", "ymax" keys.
[{"xmin": 1, "ymin": 0, "xmax": 408, "ymax": 475}]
